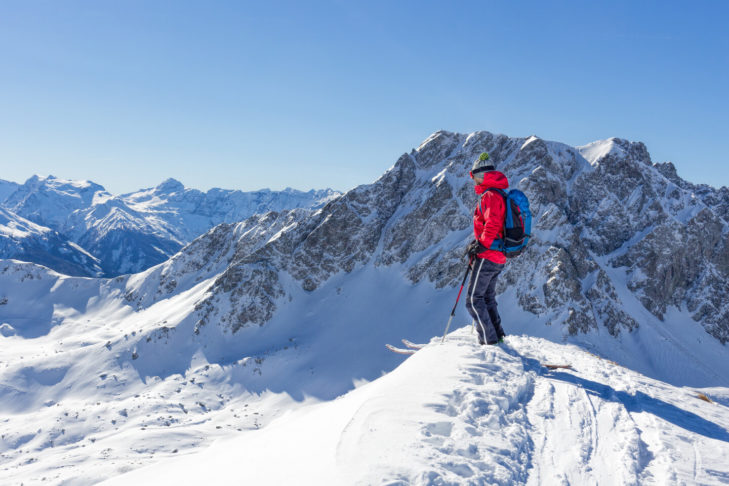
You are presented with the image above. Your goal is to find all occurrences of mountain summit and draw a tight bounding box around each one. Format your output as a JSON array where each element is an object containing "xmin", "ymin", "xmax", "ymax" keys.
[
  {"xmin": 168, "ymin": 130, "xmax": 729, "ymax": 348},
  {"xmin": 152, "ymin": 178, "xmax": 186, "ymax": 194}
]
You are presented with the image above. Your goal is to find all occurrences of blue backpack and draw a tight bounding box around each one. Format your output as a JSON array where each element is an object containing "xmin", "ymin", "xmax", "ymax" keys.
[{"xmin": 484, "ymin": 188, "xmax": 532, "ymax": 258}]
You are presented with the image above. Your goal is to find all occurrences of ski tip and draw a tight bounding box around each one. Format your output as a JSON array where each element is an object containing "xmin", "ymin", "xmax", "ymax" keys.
[
  {"xmin": 542, "ymin": 364, "xmax": 572, "ymax": 370},
  {"xmin": 401, "ymin": 339, "xmax": 426, "ymax": 350},
  {"xmin": 385, "ymin": 343, "xmax": 416, "ymax": 355}
]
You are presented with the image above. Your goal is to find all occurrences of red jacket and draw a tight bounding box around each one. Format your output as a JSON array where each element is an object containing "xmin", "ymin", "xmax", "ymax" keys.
[{"xmin": 473, "ymin": 171, "xmax": 509, "ymax": 264}]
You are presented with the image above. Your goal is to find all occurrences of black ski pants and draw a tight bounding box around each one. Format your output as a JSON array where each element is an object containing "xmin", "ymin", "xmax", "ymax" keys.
[{"xmin": 465, "ymin": 257, "xmax": 505, "ymax": 344}]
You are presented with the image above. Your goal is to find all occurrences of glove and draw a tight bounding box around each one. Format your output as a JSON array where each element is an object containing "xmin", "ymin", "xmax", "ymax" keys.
[{"xmin": 465, "ymin": 239, "xmax": 487, "ymax": 258}]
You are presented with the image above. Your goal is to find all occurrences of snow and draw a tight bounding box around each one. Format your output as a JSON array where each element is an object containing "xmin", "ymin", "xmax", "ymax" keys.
[
  {"xmin": 521, "ymin": 135, "xmax": 540, "ymax": 150},
  {"xmin": 1, "ymin": 258, "xmax": 728, "ymax": 485},
  {"xmin": 0, "ymin": 207, "xmax": 51, "ymax": 239},
  {"xmin": 0, "ymin": 180, "xmax": 19, "ymax": 204},
  {"xmin": 100, "ymin": 329, "xmax": 729, "ymax": 485},
  {"xmin": 577, "ymin": 138, "xmax": 625, "ymax": 166},
  {"xmin": 65, "ymin": 240, "xmax": 100, "ymax": 262}
]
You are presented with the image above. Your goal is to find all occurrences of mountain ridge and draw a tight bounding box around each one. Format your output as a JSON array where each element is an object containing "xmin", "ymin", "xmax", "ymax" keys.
[
  {"xmin": 172, "ymin": 129, "xmax": 728, "ymax": 343},
  {"xmin": 0, "ymin": 175, "xmax": 340, "ymax": 276}
]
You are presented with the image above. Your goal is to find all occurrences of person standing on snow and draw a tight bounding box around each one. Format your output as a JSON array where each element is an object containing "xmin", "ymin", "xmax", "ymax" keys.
[{"xmin": 464, "ymin": 152, "xmax": 508, "ymax": 346}]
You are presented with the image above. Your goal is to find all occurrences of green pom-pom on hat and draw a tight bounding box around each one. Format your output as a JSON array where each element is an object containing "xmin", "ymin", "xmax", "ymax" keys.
[{"xmin": 471, "ymin": 152, "xmax": 495, "ymax": 175}]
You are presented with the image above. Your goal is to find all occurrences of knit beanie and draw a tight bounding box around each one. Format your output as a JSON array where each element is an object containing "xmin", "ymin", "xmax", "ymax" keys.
[{"xmin": 471, "ymin": 152, "xmax": 495, "ymax": 175}]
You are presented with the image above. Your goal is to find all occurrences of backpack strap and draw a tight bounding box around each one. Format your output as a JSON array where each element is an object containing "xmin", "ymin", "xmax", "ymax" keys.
[
  {"xmin": 478, "ymin": 188, "xmax": 507, "ymax": 217},
  {"xmin": 479, "ymin": 188, "xmax": 508, "ymax": 251}
]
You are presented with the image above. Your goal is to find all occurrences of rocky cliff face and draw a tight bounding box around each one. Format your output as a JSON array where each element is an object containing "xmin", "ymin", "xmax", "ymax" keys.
[{"xmin": 162, "ymin": 130, "xmax": 728, "ymax": 345}]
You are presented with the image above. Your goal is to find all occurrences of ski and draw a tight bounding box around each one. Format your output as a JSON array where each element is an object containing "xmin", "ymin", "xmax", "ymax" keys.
[
  {"xmin": 401, "ymin": 339, "xmax": 426, "ymax": 350},
  {"xmin": 385, "ymin": 344, "xmax": 416, "ymax": 355},
  {"xmin": 542, "ymin": 364, "xmax": 572, "ymax": 370}
]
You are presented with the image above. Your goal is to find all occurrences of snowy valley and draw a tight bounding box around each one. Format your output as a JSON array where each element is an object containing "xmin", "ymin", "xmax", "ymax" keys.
[{"xmin": 1, "ymin": 130, "xmax": 729, "ymax": 485}]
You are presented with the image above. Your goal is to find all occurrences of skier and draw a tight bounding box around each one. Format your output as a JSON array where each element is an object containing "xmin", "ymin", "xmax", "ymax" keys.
[{"xmin": 464, "ymin": 152, "xmax": 508, "ymax": 345}]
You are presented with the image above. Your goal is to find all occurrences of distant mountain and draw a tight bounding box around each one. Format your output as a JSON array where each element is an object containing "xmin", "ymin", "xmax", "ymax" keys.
[
  {"xmin": 0, "ymin": 175, "xmax": 340, "ymax": 276},
  {"xmin": 3, "ymin": 174, "xmax": 106, "ymax": 230},
  {"xmin": 0, "ymin": 207, "xmax": 102, "ymax": 277},
  {"xmin": 0, "ymin": 179, "xmax": 19, "ymax": 203}
]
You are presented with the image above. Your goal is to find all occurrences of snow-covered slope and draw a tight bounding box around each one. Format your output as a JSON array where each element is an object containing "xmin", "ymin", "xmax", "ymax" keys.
[
  {"xmin": 0, "ymin": 257, "xmax": 484, "ymax": 484},
  {"xmin": 100, "ymin": 328, "xmax": 729, "ymax": 485},
  {"xmin": 0, "ymin": 207, "xmax": 102, "ymax": 277},
  {"xmin": 0, "ymin": 179, "xmax": 19, "ymax": 203},
  {"xmin": 1, "ymin": 129, "xmax": 728, "ymax": 485},
  {"xmin": 2, "ymin": 257, "xmax": 728, "ymax": 485},
  {"xmin": 1, "ymin": 176, "xmax": 340, "ymax": 276}
]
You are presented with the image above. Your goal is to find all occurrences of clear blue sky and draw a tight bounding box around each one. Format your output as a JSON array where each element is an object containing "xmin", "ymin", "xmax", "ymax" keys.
[{"xmin": 1, "ymin": 0, "xmax": 727, "ymax": 194}]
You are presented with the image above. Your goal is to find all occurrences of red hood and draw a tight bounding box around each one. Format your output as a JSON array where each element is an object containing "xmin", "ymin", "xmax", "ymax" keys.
[{"xmin": 475, "ymin": 171, "xmax": 509, "ymax": 195}]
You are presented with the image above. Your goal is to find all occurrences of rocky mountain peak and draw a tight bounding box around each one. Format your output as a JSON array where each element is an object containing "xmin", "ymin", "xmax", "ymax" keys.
[
  {"xmin": 165, "ymin": 130, "xmax": 728, "ymax": 347},
  {"xmin": 154, "ymin": 178, "xmax": 186, "ymax": 194}
]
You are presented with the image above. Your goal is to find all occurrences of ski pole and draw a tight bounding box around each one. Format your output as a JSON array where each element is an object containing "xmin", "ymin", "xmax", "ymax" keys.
[{"xmin": 441, "ymin": 258, "xmax": 474, "ymax": 343}]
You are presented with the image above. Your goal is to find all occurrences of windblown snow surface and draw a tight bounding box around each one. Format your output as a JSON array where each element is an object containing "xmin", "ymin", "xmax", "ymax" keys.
[
  {"xmin": 1, "ymin": 260, "xmax": 728, "ymax": 485},
  {"xmin": 101, "ymin": 329, "xmax": 729, "ymax": 486}
]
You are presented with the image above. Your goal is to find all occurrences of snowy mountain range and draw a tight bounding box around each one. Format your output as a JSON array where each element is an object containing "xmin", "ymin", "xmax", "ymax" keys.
[
  {"xmin": 0, "ymin": 207, "xmax": 102, "ymax": 277},
  {"xmin": 1, "ymin": 130, "xmax": 728, "ymax": 484},
  {"xmin": 0, "ymin": 176, "xmax": 339, "ymax": 276}
]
